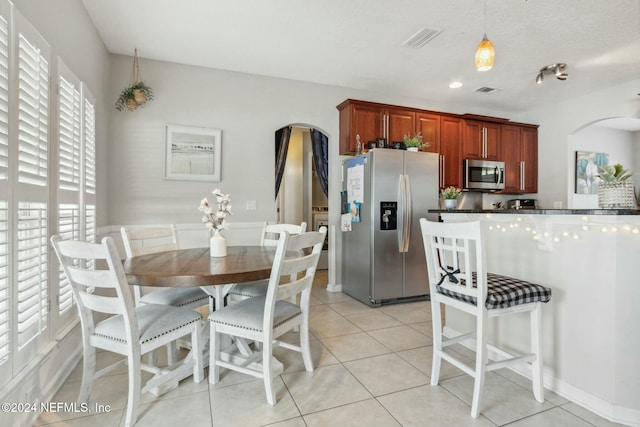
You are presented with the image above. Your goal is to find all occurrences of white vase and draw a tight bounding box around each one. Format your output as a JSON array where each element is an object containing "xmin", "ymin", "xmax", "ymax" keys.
[
  {"xmin": 407, "ymin": 147, "xmax": 419, "ymax": 152},
  {"xmin": 210, "ymin": 231, "xmax": 227, "ymax": 257},
  {"xmin": 444, "ymin": 199, "xmax": 457, "ymax": 210}
]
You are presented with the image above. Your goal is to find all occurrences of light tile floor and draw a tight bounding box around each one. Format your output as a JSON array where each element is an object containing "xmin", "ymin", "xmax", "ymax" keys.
[{"xmin": 36, "ymin": 270, "xmax": 624, "ymax": 427}]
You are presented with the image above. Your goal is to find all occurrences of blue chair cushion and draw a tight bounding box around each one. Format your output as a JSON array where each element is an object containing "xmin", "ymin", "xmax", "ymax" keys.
[
  {"xmin": 94, "ymin": 304, "xmax": 202, "ymax": 344},
  {"xmin": 228, "ymin": 281, "xmax": 268, "ymax": 298},
  {"xmin": 209, "ymin": 296, "xmax": 301, "ymax": 332},
  {"xmin": 437, "ymin": 272, "xmax": 552, "ymax": 310},
  {"xmin": 140, "ymin": 287, "xmax": 210, "ymax": 308}
]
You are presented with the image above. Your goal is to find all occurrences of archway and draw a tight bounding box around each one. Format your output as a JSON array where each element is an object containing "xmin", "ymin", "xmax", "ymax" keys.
[{"xmin": 275, "ymin": 123, "xmax": 329, "ymax": 269}]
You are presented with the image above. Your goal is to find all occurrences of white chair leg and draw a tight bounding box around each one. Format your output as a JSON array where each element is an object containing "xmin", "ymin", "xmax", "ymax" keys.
[
  {"xmin": 78, "ymin": 345, "xmax": 96, "ymax": 403},
  {"xmin": 124, "ymin": 352, "xmax": 141, "ymax": 427},
  {"xmin": 263, "ymin": 339, "xmax": 276, "ymax": 405},
  {"xmin": 430, "ymin": 301, "xmax": 443, "ymax": 386},
  {"xmin": 471, "ymin": 317, "xmax": 488, "ymax": 419},
  {"xmin": 209, "ymin": 324, "xmax": 220, "ymax": 384},
  {"xmin": 300, "ymin": 317, "xmax": 314, "ymax": 372},
  {"xmin": 531, "ymin": 303, "xmax": 544, "ymax": 402},
  {"xmin": 166, "ymin": 342, "xmax": 177, "ymax": 365},
  {"xmin": 192, "ymin": 324, "xmax": 204, "ymax": 383}
]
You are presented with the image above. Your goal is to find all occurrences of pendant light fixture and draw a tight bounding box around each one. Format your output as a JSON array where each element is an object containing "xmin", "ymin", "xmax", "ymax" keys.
[{"xmin": 475, "ymin": 0, "xmax": 495, "ymax": 71}]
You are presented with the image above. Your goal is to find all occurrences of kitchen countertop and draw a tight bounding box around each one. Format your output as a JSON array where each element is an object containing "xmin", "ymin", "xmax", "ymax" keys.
[{"xmin": 428, "ymin": 208, "xmax": 640, "ymax": 215}]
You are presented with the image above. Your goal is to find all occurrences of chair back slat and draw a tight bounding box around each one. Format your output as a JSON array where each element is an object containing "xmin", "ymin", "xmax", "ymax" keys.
[
  {"xmin": 79, "ymin": 292, "xmax": 124, "ymax": 315},
  {"xmin": 121, "ymin": 225, "xmax": 179, "ymax": 258},
  {"xmin": 420, "ymin": 219, "xmax": 486, "ymax": 306},
  {"xmin": 261, "ymin": 222, "xmax": 307, "ymax": 247},
  {"xmin": 66, "ymin": 266, "xmax": 118, "ymax": 289}
]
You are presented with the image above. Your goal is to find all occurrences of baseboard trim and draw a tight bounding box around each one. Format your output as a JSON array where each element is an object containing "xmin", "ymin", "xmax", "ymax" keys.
[{"xmin": 442, "ymin": 326, "xmax": 640, "ymax": 427}]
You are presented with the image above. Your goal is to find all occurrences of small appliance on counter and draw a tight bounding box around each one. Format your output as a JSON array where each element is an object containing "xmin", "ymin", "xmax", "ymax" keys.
[{"xmin": 507, "ymin": 199, "xmax": 537, "ymax": 209}]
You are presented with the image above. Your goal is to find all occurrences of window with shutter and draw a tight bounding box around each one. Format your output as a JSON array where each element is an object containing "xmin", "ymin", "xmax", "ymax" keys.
[
  {"xmin": 17, "ymin": 33, "xmax": 48, "ymax": 186},
  {"xmin": 17, "ymin": 202, "xmax": 47, "ymax": 348},
  {"xmin": 58, "ymin": 75, "xmax": 80, "ymax": 191},
  {"xmin": 0, "ymin": 14, "xmax": 8, "ymax": 181},
  {"xmin": 83, "ymin": 97, "xmax": 95, "ymax": 195},
  {"xmin": 57, "ymin": 204, "xmax": 78, "ymax": 315},
  {"xmin": 0, "ymin": 201, "xmax": 9, "ymax": 369}
]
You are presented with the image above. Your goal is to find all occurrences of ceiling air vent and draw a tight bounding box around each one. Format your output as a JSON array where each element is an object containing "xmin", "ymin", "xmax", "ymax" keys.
[
  {"xmin": 475, "ymin": 86, "xmax": 500, "ymax": 94},
  {"xmin": 402, "ymin": 27, "xmax": 442, "ymax": 49}
]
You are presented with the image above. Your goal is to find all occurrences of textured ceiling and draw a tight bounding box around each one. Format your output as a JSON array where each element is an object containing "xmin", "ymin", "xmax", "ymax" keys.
[{"xmin": 81, "ymin": 0, "xmax": 640, "ymax": 115}]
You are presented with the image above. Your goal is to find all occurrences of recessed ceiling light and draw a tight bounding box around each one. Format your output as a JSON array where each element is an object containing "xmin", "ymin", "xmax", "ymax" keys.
[{"xmin": 449, "ymin": 81, "xmax": 463, "ymax": 89}]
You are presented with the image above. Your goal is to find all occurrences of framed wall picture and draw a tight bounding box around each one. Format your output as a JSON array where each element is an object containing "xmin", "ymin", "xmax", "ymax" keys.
[
  {"xmin": 575, "ymin": 150, "xmax": 608, "ymax": 194},
  {"xmin": 165, "ymin": 125, "xmax": 222, "ymax": 181}
]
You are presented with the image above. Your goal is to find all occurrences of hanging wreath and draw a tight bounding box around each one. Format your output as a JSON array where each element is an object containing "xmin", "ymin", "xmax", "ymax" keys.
[{"xmin": 115, "ymin": 48, "xmax": 154, "ymax": 111}]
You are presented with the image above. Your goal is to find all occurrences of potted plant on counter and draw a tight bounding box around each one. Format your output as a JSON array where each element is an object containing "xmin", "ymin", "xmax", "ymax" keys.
[
  {"xmin": 596, "ymin": 163, "xmax": 635, "ymax": 208},
  {"xmin": 441, "ymin": 186, "xmax": 462, "ymax": 210},
  {"xmin": 403, "ymin": 132, "xmax": 430, "ymax": 152}
]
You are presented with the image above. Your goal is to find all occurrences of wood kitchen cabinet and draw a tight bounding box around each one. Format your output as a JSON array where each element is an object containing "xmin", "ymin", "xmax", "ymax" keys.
[
  {"xmin": 338, "ymin": 100, "xmax": 383, "ymax": 154},
  {"xmin": 501, "ymin": 124, "xmax": 538, "ymax": 193},
  {"xmin": 337, "ymin": 100, "xmax": 415, "ymax": 154},
  {"xmin": 462, "ymin": 120, "xmax": 501, "ymax": 160},
  {"xmin": 440, "ymin": 116, "xmax": 462, "ymax": 189},
  {"xmin": 415, "ymin": 112, "xmax": 441, "ymax": 153}
]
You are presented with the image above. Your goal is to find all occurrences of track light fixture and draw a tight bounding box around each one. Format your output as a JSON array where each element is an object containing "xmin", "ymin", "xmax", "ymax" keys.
[{"xmin": 536, "ymin": 63, "xmax": 568, "ymax": 84}]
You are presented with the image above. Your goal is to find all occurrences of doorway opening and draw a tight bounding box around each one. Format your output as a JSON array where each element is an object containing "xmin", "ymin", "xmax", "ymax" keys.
[{"xmin": 275, "ymin": 124, "xmax": 329, "ymax": 269}]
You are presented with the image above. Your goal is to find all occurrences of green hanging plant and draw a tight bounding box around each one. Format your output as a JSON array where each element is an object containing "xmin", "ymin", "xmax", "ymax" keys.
[{"xmin": 115, "ymin": 49, "xmax": 154, "ymax": 112}]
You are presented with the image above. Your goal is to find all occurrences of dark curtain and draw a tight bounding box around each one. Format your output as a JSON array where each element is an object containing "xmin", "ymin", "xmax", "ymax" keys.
[
  {"xmin": 310, "ymin": 128, "xmax": 329, "ymax": 198},
  {"xmin": 275, "ymin": 126, "xmax": 292, "ymax": 199}
]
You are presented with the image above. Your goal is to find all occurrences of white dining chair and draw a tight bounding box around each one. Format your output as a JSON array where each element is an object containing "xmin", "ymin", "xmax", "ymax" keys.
[
  {"xmin": 121, "ymin": 225, "xmax": 212, "ymax": 311},
  {"xmin": 419, "ymin": 219, "xmax": 552, "ymax": 418},
  {"xmin": 51, "ymin": 235, "xmax": 204, "ymax": 427},
  {"xmin": 209, "ymin": 226, "xmax": 326, "ymax": 405},
  {"xmin": 227, "ymin": 221, "xmax": 307, "ymax": 300}
]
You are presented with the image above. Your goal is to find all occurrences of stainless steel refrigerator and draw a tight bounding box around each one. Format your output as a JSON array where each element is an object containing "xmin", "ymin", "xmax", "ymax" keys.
[{"xmin": 341, "ymin": 149, "xmax": 440, "ymax": 307}]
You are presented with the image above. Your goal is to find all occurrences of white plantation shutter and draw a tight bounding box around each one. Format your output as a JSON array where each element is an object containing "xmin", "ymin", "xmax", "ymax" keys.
[
  {"xmin": 17, "ymin": 33, "xmax": 48, "ymax": 186},
  {"xmin": 0, "ymin": 14, "xmax": 8, "ymax": 180},
  {"xmin": 85, "ymin": 204, "xmax": 95, "ymax": 243},
  {"xmin": 58, "ymin": 75, "xmax": 80, "ymax": 191},
  {"xmin": 17, "ymin": 202, "xmax": 48, "ymax": 348},
  {"xmin": 57, "ymin": 204, "xmax": 79, "ymax": 315},
  {"xmin": 83, "ymin": 97, "xmax": 95, "ymax": 195},
  {"xmin": 0, "ymin": 201, "xmax": 9, "ymax": 367}
]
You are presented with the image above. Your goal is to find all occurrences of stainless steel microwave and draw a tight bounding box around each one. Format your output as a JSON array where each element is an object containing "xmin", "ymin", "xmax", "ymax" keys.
[{"xmin": 463, "ymin": 159, "xmax": 505, "ymax": 191}]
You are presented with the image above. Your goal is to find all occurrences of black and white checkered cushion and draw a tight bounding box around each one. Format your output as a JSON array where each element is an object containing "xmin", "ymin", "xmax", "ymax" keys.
[{"xmin": 437, "ymin": 272, "xmax": 551, "ymax": 310}]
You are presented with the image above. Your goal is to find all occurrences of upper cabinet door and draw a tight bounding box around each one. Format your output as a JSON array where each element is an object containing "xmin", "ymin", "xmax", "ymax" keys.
[
  {"xmin": 521, "ymin": 127, "xmax": 538, "ymax": 193},
  {"xmin": 385, "ymin": 107, "xmax": 415, "ymax": 145},
  {"xmin": 415, "ymin": 112, "xmax": 441, "ymax": 153},
  {"xmin": 440, "ymin": 116, "xmax": 462, "ymax": 189},
  {"xmin": 338, "ymin": 100, "xmax": 384, "ymax": 154},
  {"xmin": 500, "ymin": 124, "xmax": 522, "ymax": 193},
  {"xmin": 462, "ymin": 120, "xmax": 501, "ymax": 160}
]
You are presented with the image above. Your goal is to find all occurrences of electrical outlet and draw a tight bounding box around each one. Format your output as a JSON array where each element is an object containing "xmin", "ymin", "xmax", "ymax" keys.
[{"xmin": 246, "ymin": 200, "xmax": 257, "ymax": 210}]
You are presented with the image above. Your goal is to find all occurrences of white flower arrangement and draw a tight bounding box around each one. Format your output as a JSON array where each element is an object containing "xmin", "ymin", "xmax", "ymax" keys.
[{"xmin": 199, "ymin": 188, "xmax": 232, "ymax": 232}]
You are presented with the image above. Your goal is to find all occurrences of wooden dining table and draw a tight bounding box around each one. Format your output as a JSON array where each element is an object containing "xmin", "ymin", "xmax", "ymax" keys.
[
  {"xmin": 123, "ymin": 245, "xmax": 286, "ymax": 377},
  {"xmin": 123, "ymin": 245, "xmax": 278, "ymax": 310}
]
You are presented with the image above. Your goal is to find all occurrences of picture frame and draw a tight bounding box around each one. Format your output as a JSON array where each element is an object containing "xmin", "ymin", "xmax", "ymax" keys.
[
  {"xmin": 575, "ymin": 150, "xmax": 608, "ymax": 194},
  {"xmin": 164, "ymin": 125, "xmax": 222, "ymax": 181}
]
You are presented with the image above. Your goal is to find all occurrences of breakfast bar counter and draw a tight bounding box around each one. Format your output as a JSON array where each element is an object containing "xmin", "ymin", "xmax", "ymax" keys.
[{"xmin": 426, "ymin": 210, "xmax": 640, "ymax": 426}]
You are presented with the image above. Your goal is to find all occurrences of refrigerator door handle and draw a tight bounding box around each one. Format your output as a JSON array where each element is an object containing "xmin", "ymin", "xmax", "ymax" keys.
[
  {"xmin": 403, "ymin": 174, "xmax": 412, "ymax": 253},
  {"xmin": 398, "ymin": 174, "xmax": 406, "ymax": 252}
]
